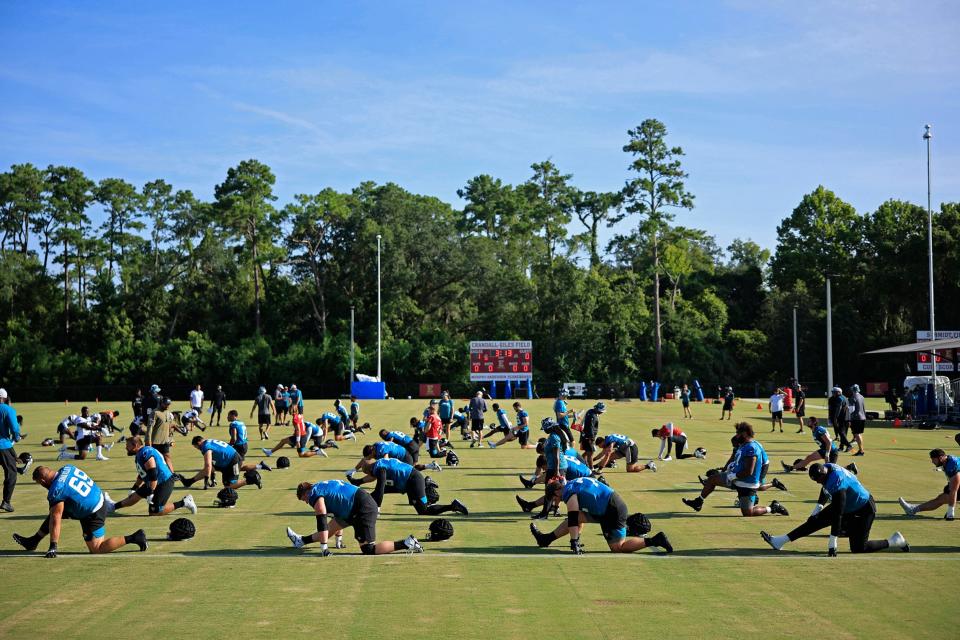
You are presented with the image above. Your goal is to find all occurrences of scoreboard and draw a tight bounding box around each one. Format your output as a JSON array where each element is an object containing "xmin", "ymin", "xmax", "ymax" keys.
[
  {"xmin": 916, "ymin": 330, "xmax": 959, "ymax": 372},
  {"xmin": 470, "ymin": 340, "xmax": 533, "ymax": 381}
]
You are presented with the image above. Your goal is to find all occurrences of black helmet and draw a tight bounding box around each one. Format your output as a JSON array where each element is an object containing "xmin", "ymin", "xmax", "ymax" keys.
[
  {"xmin": 445, "ymin": 451, "xmax": 459, "ymax": 467},
  {"xmin": 215, "ymin": 487, "xmax": 238, "ymax": 507},
  {"xmin": 626, "ymin": 513, "xmax": 652, "ymax": 537},
  {"xmin": 425, "ymin": 484, "xmax": 440, "ymax": 505},
  {"xmin": 168, "ymin": 517, "xmax": 196, "ymax": 541},
  {"xmin": 276, "ymin": 456, "xmax": 291, "ymax": 469},
  {"xmin": 426, "ymin": 518, "xmax": 454, "ymax": 541}
]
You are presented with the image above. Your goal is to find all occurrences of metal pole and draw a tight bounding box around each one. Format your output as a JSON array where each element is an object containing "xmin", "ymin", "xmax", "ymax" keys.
[
  {"xmin": 350, "ymin": 305, "xmax": 355, "ymax": 386},
  {"xmin": 826, "ymin": 277, "xmax": 833, "ymax": 393},
  {"xmin": 792, "ymin": 305, "xmax": 799, "ymax": 382},
  {"xmin": 924, "ymin": 125, "xmax": 937, "ymax": 411},
  {"xmin": 376, "ymin": 234, "xmax": 382, "ymax": 383}
]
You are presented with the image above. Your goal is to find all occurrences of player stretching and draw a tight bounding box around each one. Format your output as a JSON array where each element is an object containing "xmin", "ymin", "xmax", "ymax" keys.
[
  {"xmin": 13, "ymin": 465, "xmax": 147, "ymax": 557},
  {"xmin": 349, "ymin": 457, "xmax": 468, "ymax": 516},
  {"xmin": 593, "ymin": 433, "xmax": 657, "ymax": 473},
  {"xmin": 286, "ymin": 480, "xmax": 422, "ymax": 555},
  {"xmin": 762, "ymin": 463, "xmax": 908, "ymax": 555},
  {"xmin": 529, "ymin": 476, "xmax": 673, "ymax": 554},
  {"xmin": 651, "ymin": 422, "xmax": 704, "ymax": 461},
  {"xmin": 898, "ymin": 448, "xmax": 959, "ymax": 520},
  {"xmin": 182, "ymin": 436, "xmax": 270, "ymax": 490},
  {"xmin": 378, "ymin": 428, "xmax": 421, "ymax": 463},
  {"xmin": 683, "ymin": 422, "xmax": 788, "ymax": 517},
  {"xmin": 107, "ymin": 437, "xmax": 197, "ymax": 516}
]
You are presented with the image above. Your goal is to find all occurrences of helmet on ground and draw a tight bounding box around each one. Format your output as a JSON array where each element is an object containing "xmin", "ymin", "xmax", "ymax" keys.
[
  {"xmin": 276, "ymin": 456, "xmax": 291, "ymax": 469},
  {"xmin": 626, "ymin": 513, "xmax": 652, "ymax": 537},
  {"xmin": 168, "ymin": 517, "xmax": 196, "ymax": 541},
  {"xmin": 425, "ymin": 484, "xmax": 440, "ymax": 505},
  {"xmin": 445, "ymin": 451, "xmax": 459, "ymax": 467},
  {"xmin": 426, "ymin": 518, "xmax": 454, "ymax": 541},
  {"xmin": 215, "ymin": 487, "xmax": 238, "ymax": 507},
  {"xmin": 694, "ymin": 447, "xmax": 707, "ymax": 459}
]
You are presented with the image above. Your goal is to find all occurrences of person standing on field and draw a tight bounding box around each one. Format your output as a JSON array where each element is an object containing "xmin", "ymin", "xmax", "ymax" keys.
[
  {"xmin": 251, "ymin": 387, "xmax": 275, "ymax": 441},
  {"xmin": 189, "ymin": 384, "xmax": 204, "ymax": 416},
  {"xmin": 209, "ymin": 385, "xmax": 227, "ymax": 426},
  {"xmin": 680, "ymin": 384, "xmax": 693, "ymax": 419},
  {"xmin": 848, "ymin": 385, "xmax": 866, "ymax": 456},
  {"xmin": 468, "ymin": 391, "xmax": 487, "ymax": 446},
  {"xmin": 0, "ymin": 388, "xmax": 23, "ymax": 512},
  {"xmin": 793, "ymin": 385, "xmax": 807, "ymax": 433},
  {"xmin": 768, "ymin": 388, "xmax": 785, "ymax": 433}
]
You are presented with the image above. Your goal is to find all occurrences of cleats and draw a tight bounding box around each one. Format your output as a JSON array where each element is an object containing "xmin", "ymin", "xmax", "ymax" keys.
[
  {"xmin": 426, "ymin": 461, "xmax": 442, "ymax": 472},
  {"xmin": 12, "ymin": 533, "xmax": 37, "ymax": 551},
  {"xmin": 488, "ymin": 442, "xmax": 496, "ymax": 449},
  {"xmin": 648, "ymin": 531, "xmax": 673, "ymax": 554},
  {"xmin": 258, "ymin": 461, "xmax": 272, "ymax": 471},
  {"xmin": 103, "ymin": 493, "xmax": 116, "ymax": 515},
  {"xmin": 645, "ymin": 461, "xmax": 657, "ymax": 472},
  {"xmin": 772, "ymin": 478, "xmax": 788, "ymax": 491},
  {"xmin": 317, "ymin": 448, "xmax": 328, "ymax": 458},
  {"xmin": 183, "ymin": 494, "xmax": 198, "ymax": 514},
  {"xmin": 286, "ymin": 526, "xmax": 304, "ymax": 549},
  {"xmin": 0, "ymin": 501, "xmax": 13, "ymax": 513},
  {"xmin": 846, "ymin": 462, "xmax": 859, "ymax": 475},
  {"xmin": 682, "ymin": 497, "xmax": 703, "ymax": 512},
  {"xmin": 344, "ymin": 432, "xmax": 356, "ymax": 441},
  {"xmin": 451, "ymin": 499, "xmax": 469, "ymax": 516},
  {"xmin": 519, "ymin": 474, "xmax": 535, "ymax": 490},
  {"xmin": 770, "ymin": 500, "xmax": 789, "ymax": 516},
  {"xmin": 760, "ymin": 530, "xmax": 779, "ymax": 551},
  {"xmin": 898, "ymin": 497, "xmax": 917, "ymax": 516},
  {"xmin": 661, "ymin": 456, "xmax": 672, "ymax": 462},
  {"xmin": 261, "ymin": 448, "xmax": 273, "ymax": 457},
  {"xmin": 96, "ymin": 453, "xmax": 109, "ymax": 461},
  {"xmin": 781, "ymin": 461, "xmax": 793, "ymax": 473},
  {"xmin": 890, "ymin": 531, "xmax": 910, "ymax": 552},
  {"xmin": 130, "ymin": 529, "xmax": 148, "ymax": 552},
  {"xmin": 516, "ymin": 495, "xmax": 534, "ymax": 513},
  {"xmin": 404, "ymin": 535, "xmax": 424, "ymax": 553},
  {"xmin": 530, "ymin": 523, "xmax": 552, "ymax": 547},
  {"xmin": 325, "ymin": 440, "xmax": 340, "ymax": 449}
]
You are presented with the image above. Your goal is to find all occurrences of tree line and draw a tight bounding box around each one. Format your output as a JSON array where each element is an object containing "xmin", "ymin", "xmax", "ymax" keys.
[{"xmin": 1, "ymin": 119, "xmax": 957, "ymax": 394}]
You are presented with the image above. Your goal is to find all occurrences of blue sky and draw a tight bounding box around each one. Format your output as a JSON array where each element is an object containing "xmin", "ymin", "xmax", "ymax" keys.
[{"xmin": 1, "ymin": 1, "xmax": 958, "ymax": 254}]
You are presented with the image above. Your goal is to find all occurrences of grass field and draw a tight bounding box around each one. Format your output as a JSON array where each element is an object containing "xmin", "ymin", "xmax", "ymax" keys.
[{"xmin": 1, "ymin": 396, "xmax": 957, "ymax": 640}]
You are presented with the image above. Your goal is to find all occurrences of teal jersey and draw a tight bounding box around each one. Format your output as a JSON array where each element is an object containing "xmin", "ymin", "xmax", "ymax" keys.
[
  {"xmin": 336, "ymin": 405, "xmax": 350, "ymax": 423},
  {"xmin": 135, "ymin": 446, "xmax": 173, "ymax": 483},
  {"xmin": 350, "ymin": 402, "xmax": 360, "ymax": 418},
  {"xmin": 386, "ymin": 430, "xmax": 413, "ymax": 446},
  {"xmin": 734, "ymin": 440, "xmax": 764, "ymax": 487},
  {"xmin": 374, "ymin": 441, "xmax": 408, "ymax": 459},
  {"xmin": 563, "ymin": 454, "xmax": 592, "ymax": 479},
  {"xmin": 496, "ymin": 408, "xmax": 510, "ymax": 428},
  {"xmin": 308, "ymin": 480, "xmax": 358, "ymax": 520},
  {"xmin": 942, "ymin": 455, "xmax": 960, "ymax": 480},
  {"xmin": 371, "ymin": 458, "xmax": 414, "ymax": 492},
  {"xmin": 438, "ymin": 399, "xmax": 454, "ymax": 420},
  {"xmin": 0, "ymin": 403, "xmax": 20, "ymax": 449},
  {"xmin": 228, "ymin": 420, "xmax": 248, "ymax": 446},
  {"xmin": 812, "ymin": 425, "xmax": 837, "ymax": 455},
  {"xmin": 544, "ymin": 433, "xmax": 566, "ymax": 471},
  {"xmin": 515, "ymin": 409, "xmax": 529, "ymax": 432},
  {"xmin": 823, "ymin": 463, "xmax": 871, "ymax": 513},
  {"xmin": 321, "ymin": 412, "xmax": 341, "ymax": 425},
  {"xmin": 304, "ymin": 422, "xmax": 322, "ymax": 438},
  {"xmin": 47, "ymin": 465, "xmax": 104, "ymax": 519},
  {"xmin": 560, "ymin": 477, "xmax": 614, "ymax": 517},
  {"xmin": 201, "ymin": 440, "xmax": 238, "ymax": 467},
  {"xmin": 604, "ymin": 433, "xmax": 631, "ymax": 448}
]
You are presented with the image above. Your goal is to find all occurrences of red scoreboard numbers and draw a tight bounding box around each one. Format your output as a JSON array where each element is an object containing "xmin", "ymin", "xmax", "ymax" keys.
[{"xmin": 469, "ymin": 340, "xmax": 533, "ymax": 381}]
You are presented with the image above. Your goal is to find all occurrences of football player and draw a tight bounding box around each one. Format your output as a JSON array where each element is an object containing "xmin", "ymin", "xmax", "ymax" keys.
[
  {"xmin": 593, "ymin": 433, "xmax": 657, "ymax": 473},
  {"xmin": 529, "ymin": 476, "xmax": 673, "ymax": 554},
  {"xmin": 379, "ymin": 428, "xmax": 420, "ymax": 463},
  {"xmin": 898, "ymin": 448, "xmax": 959, "ymax": 520},
  {"xmin": 182, "ymin": 436, "xmax": 270, "ymax": 490},
  {"xmin": 107, "ymin": 437, "xmax": 197, "ymax": 516},
  {"xmin": 762, "ymin": 463, "xmax": 908, "ymax": 555},
  {"xmin": 13, "ymin": 465, "xmax": 147, "ymax": 557},
  {"xmin": 286, "ymin": 479, "xmax": 423, "ymax": 555},
  {"xmin": 348, "ymin": 457, "xmax": 468, "ymax": 516},
  {"xmin": 651, "ymin": 422, "xmax": 702, "ymax": 461},
  {"xmin": 356, "ymin": 442, "xmax": 441, "ymax": 473}
]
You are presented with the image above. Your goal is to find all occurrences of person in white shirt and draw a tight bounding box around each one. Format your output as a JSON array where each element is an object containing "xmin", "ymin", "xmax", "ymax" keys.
[
  {"xmin": 769, "ymin": 389, "xmax": 785, "ymax": 433},
  {"xmin": 190, "ymin": 384, "xmax": 204, "ymax": 414}
]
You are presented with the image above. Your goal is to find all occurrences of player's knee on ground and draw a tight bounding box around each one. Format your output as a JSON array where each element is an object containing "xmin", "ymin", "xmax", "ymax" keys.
[{"xmin": 360, "ymin": 542, "xmax": 377, "ymax": 555}]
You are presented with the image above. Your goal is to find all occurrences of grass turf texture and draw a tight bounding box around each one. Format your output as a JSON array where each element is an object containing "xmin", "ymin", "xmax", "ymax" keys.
[{"xmin": 1, "ymin": 397, "xmax": 957, "ymax": 640}]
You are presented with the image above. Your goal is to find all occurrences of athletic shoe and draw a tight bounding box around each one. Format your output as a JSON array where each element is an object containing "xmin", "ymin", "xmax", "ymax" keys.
[
  {"xmin": 261, "ymin": 448, "xmax": 273, "ymax": 457},
  {"xmin": 890, "ymin": 531, "xmax": 910, "ymax": 552},
  {"xmin": 286, "ymin": 526, "xmax": 304, "ymax": 549},
  {"xmin": 451, "ymin": 499, "xmax": 469, "ymax": 516},
  {"xmin": 781, "ymin": 461, "xmax": 793, "ymax": 473},
  {"xmin": 488, "ymin": 442, "xmax": 496, "ymax": 449},
  {"xmin": 770, "ymin": 500, "xmax": 789, "ymax": 516},
  {"xmin": 682, "ymin": 497, "xmax": 703, "ymax": 512},
  {"xmin": 846, "ymin": 462, "xmax": 859, "ymax": 475},
  {"xmin": 258, "ymin": 461, "xmax": 272, "ymax": 471},
  {"xmin": 595, "ymin": 473, "xmax": 609, "ymax": 486},
  {"xmin": 772, "ymin": 478, "xmax": 788, "ymax": 491},
  {"xmin": 12, "ymin": 532, "xmax": 37, "ymax": 550},
  {"xmin": 810, "ymin": 503, "xmax": 824, "ymax": 518},
  {"xmin": 426, "ymin": 461, "xmax": 442, "ymax": 472},
  {"xmin": 57, "ymin": 450, "xmax": 72, "ymax": 461},
  {"xmin": 853, "ymin": 451, "xmax": 864, "ymax": 456},
  {"xmin": 760, "ymin": 530, "xmax": 778, "ymax": 551},
  {"xmin": 317, "ymin": 448, "xmax": 328, "ymax": 458},
  {"xmin": 661, "ymin": 456, "xmax": 672, "ymax": 462},
  {"xmin": 469, "ymin": 441, "xmax": 476, "ymax": 448},
  {"xmin": 96, "ymin": 453, "xmax": 109, "ymax": 461},
  {"xmin": 325, "ymin": 440, "xmax": 340, "ymax": 449},
  {"xmin": 519, "ymin": 474, "xmax": 534, "ymax": 490},
  {"xmin": 898, "ymin": 497, "xmax": 917, "ymax": 516},
  {"xmin": 646, "ymin": 461, "xmax": 657, "ymax": 472},
  {"xmin": 104, "ymin": 442, "xmax": 114, "ymax": 451},
  {"xmin": 530, "ymin": 523, "xmax": 552, "ymax": 547},
  {"xmin": 0, "ymin": 501, "xmax": 13, "ymax": 513},
  {"xmin": 516, "ymin": 495, "xmax": 534, "ymax": 513},
  {"xmin": 130, "ymin": 529, "xmax": 148, "ymax": 552},
  {"xmin": 335, "ymin": 535, "xmax": 346, "ymax": 549},
  {"xmin": 103, "ymin": 493, "xmax": 116, "ymax": 514},
  {"xmin": 403, "ymin": 535, "xmax": 424, "ymax": 553},
  {"xmin": 344, "ymin": 432, "xmax": 356, "ymax": 441},
  {"xmin": 531, "ymin": 511, "xmax": 549, "ymax": 520},
  {"xmin": 648, "ymin": 531, "xmax": 673, "ymax": 554},
  {"xmin": 183, "ymin": 494, "xmax": 198, "ymax": 514}
]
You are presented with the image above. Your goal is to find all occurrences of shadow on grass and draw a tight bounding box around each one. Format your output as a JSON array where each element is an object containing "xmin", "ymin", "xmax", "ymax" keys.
[{"xmin": 461, "ymin": 486, "xmax": 526, "ymax": 492}]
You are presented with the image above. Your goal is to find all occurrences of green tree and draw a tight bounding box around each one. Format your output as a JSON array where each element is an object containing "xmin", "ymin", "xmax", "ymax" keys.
[
  {"xmin": 95, "ymin": 177, "xmax": 141, "ymax": 283},
  {"xmin": 620, "ymin": 119, "xmax": 695, "ymax": 379},
  {"xmin": 0, "ymin": 163, "xmax": 45, "ymax": 255},
  {"xmin": 572, "ymin": 190, "xmax": 620, "ymax": 268}
]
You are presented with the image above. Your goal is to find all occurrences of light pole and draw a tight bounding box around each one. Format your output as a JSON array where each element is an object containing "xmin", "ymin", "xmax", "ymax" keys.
[
  {"xmin": 376, "ymin": 234, "xmax": 382, "ymax": 383},
  {"xmin": 350, "ymin": 305, "xmax": 355, "ymax": 387},
  {"xmin": 826, "ymin": 276, "xmax": 833, "ymax": 394},
  {"xmin": 924, "ymin": 124, "xmax": 937, "ymax": 411},
  {"xmin": 792, "ymin": 305, "xmax": 799, "ymax": 383}
]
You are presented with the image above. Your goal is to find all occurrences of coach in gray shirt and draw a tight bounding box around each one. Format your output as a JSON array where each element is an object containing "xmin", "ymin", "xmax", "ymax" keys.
[
  {"xmin": 468, "ymin": 391, "xmax": 487, "ymax": 446},
  {"xmin": 849, "ymin": 384, "xmax": 867, "ymax": 457}
]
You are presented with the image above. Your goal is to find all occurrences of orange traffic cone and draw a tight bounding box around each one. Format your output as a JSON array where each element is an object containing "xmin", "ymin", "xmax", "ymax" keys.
[{"xmin": 756, "ymin": 403, "xmax": 763, "ymax": 410}]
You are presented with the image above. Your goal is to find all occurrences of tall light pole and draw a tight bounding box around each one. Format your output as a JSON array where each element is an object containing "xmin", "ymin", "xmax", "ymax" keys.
[
  {"xmin": 924, "ymin": 124, "xmax": 937, "ymax": 411},
  {"xmin": 376, "ymin": 234, "xmax": 382, "ymax": 383},
  {"xmin": 792, "ymin": 305, "xmax": 799, "ymax": 383},
  {"xmin": 350, "ymin": 305, "xmax": 355, "ymax": 386},
  {"xmin": 826, "ymin": 276, "xmax": 833, "ymax": 394}
]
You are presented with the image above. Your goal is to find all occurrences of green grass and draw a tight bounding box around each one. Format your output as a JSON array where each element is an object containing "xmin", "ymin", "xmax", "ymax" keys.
[{"xmin": 1, "ymin": 396, "xmax": 957, "ymax": 640}]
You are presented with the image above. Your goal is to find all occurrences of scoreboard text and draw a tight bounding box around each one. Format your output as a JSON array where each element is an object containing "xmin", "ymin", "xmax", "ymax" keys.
[{"xmin": 470, "ymin": 340, "xmax": 533, "ymax": 381}]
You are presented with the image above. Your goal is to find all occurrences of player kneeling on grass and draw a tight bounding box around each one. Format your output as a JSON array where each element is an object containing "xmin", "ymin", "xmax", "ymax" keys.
[
  {"xmin": 182, "ymin": 436, "xmax": 269, "ymax": 490},
  {"xmin": 379, "ymin": 428, "xmax": 421, "ymax": 463},
  {"xmin": 263, "ymin": 406, "xmax": 331, "ymax": 459},
  {"xmin": 348, "ymin": 457, "xmax": 469, "ymax": 517},
  {"xmin": 286, "ymin": 480, "xmax": 423, "ymax": 555},
  {"xmin": 529, "ymin": 476, "xmax": 672, "ymax": 554},
  {"xmin": 13, "ymin": 465, "xmax": 147, "ymax": 557},
  {"xmin": 762, "ymin": 463, "xmax": 909, "ymax": 555},
  {"xmin": 593, "ymin": 433, "xmax": 657, "ymax": 473},
  {"xmin": 651, "ymin": 422, "xmax": 704, "ymax": 461},
  {"xmin": 517, "ymin": 450, "xmax": 603, "ymax": 515},
  {"xmin": 107, "ymin": 437, "xmax": 197, "ymax": 517},
  {"xmin": 898, "ymin": 448, "xmax": 959, "ymax": 521},
  {"xmin": 488, "ymin": 402, "xmax": 536, "ymax": 450},
  {"xmin": 683, "ymin": 422, "xmax": 788, "ymax": 517}
]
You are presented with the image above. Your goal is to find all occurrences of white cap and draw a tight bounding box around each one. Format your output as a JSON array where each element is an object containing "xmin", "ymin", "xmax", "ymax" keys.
[{"xmin": 0, "ymin": 388, "xmax": 7, "ymax": 399}]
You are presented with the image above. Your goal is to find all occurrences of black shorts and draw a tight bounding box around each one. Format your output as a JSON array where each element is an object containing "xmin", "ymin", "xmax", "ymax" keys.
[
  {"xmin": 820, "ymin": 448, "xmax": 839, "ymax": 464},
  {"xmin": 772, "ymin": 411, "xmax": 783, "ymax": 420},
  {"xmin": 734, "ymin": 484, "xmax": 758, "ymax": 499},
  {"xmin": 216, "ymin": 453, "xmax": 242, "ymax": 486},
  {"xmin": 79, "ymin": 503, "xmax": 108, "ymax": 541},
  {"xmin": 580, "ymin": 432, "xmax": 597, "ymax": 454},
  {"xmin": 440, "ymin": 418, "xmax": 451, "ymax": 427},
  {"xmin": 405, "ymin": 469, "xmax": 427, "ymax": 506},
  {"xmin": 517, "ymin": 430, "xmax": 530, "ymax": 447},
  {"xmin": 471, "ymin": 418, "xmax": 484, "ymax": 432},
  {"xmin": 406, "ymin": 441, "xmax": 421, "ymax": 463},
  {"xmin": 943, "ymin": 483, "xmax": 952, "ymax": 495},
  {"xmin": 258, "ymin": 413, "xmax": 271, "ymax": 426},
  {"xmin": 723, "ymin": 403, "xmax": 734, "ymax": 411},
  {"xmin": 276, "ymin": 400, "xmax": 288, "ymax": 411},
  {"xmin": 618, "ymin": 443, "xmax": 639, "ymax": 465},
  {"xmin": 153, "ymin": 442, "xmax": 171, "ymax": 456},
  {"xmin": 233, "ymin": 443, "xmax": 248, "ymax": 458},
  {"xmin": 331, "ymin": 421, "xmax": 344, "ymax": 436},
  {"xmin": 287, "ymin": 435, "xmax": 306, "ymax": 450},
  {"xmin": 795, "ymin": 406, "xmax": 806, "ymax": 418},
  {"xmin": 136, "ymin": 477, "xmax": 175, "ymax": 513},
  {"xmin": 75, "ymin": 436, "xmax": 97, "ymax": 451},
  {"xmin": 596, "ymin": 493, "xmax": 629, "ymax": 541},
  {"xmin": 344, "ymin": 489, "xmax": 379, "ymax": 543},
  {"xmin": 850, "ymin": 420, "xmax": 865, "ymax": 435}
]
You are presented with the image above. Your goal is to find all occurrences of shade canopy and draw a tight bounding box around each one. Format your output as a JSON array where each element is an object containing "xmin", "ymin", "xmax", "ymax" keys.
[{"xmin": 863, "ymin": 337, "xmax": 960, "ymax": 355}]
